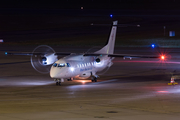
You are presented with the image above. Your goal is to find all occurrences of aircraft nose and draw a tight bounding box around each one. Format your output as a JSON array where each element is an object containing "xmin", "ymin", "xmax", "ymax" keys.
[{"xmin": 50, "ymin": 67, "xmax": 59, "ymax": 78}]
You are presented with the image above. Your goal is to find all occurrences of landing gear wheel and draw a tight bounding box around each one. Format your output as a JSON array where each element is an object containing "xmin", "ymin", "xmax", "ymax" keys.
[
  {"xmin": 67, "ymin": 78, "xmax": 73, "ymax": 81},
  {"xmin": 58, "ymin": 82, "xmax": 61, "ymax": 86},
  {"xmin": 94, "ymin": 77, "xmax": 97, "ymax": 82},
  {"xmin": 56, "ymin": 82, "xmax": 58, "ymax": 86},
  {"xmin": 56, "ymin": 82, "xmax": 61, "ymax": 86},
  {"xmin": 91, "ymin": 76, "xmax": 94, "ymax": 82},
  {"xmin": 91, "ymin": 76, "xmax": 97, "ymax": 82}
]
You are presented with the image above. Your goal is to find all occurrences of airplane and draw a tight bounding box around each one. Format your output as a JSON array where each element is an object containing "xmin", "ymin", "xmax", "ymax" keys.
[{"xmin": 5, "ymin": 21, "xmax": 165, "ymax": 86}]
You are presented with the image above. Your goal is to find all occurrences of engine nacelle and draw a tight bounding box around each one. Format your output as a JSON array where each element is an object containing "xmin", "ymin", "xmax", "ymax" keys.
[
  {"xmin": 41, "ymin": 53, "xmax": 58, "ymax": 65},
  {"xmin": 95, "ymin": 58, "xmax": 101, "ymax": 63}
]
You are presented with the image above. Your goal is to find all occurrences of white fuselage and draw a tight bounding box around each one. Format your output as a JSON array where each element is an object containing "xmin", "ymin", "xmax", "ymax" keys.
[{"xmin": 50, "ymin": 54, "xmax": 112, "ymax": 79}]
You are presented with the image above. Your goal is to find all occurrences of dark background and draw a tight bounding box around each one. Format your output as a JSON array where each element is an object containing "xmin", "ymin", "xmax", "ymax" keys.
[
  {"xmin": 0, "ymin": 0, "xmax": 180, "ymax": 9},
  {"xmin": 1, "ymin": 0, "xmax": 180, "ymax": 47}
]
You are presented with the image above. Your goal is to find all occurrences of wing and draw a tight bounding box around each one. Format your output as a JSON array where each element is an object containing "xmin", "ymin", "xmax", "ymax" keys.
[{"xmin": 83, "ymin": 53, "xmax": 164, "ymax": 59}]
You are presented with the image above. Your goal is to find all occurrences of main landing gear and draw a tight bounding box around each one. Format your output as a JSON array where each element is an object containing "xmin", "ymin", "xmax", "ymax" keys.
[
  {"xmin": 67, "ymin": 77, "xmax": 73, "ymax": 81},
  {"xmin": 91, "ymin": 72, "xmax": 98, "ymax": 82},
  {"xmin": 91, "ymin": 76, "xmax": 97, "ymax": 82}
]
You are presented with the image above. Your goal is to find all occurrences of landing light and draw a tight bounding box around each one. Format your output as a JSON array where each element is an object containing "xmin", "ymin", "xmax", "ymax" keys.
[{"xmin": 70, "ymin": 67, "xmax": 75, "ymax": 72}]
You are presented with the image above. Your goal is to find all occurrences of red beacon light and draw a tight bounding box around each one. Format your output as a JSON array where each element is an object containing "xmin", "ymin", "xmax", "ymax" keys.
[{"xmin": 161, "ymin": 55, "xmax": 165, "ymax": 60}]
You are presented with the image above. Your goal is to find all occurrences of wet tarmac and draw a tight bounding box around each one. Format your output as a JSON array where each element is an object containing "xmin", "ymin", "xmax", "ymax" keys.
[{"xmin": 1, "ymin": 46, "xmax": 180, "ymax": 119}]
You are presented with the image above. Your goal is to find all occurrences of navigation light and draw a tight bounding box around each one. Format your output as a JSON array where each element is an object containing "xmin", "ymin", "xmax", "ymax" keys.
[{"xmin": 161, "ymin": 55, "xmax": 165, "ymax": 60}]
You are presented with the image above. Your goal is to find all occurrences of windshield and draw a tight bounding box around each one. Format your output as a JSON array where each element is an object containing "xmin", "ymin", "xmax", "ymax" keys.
[
  {"xmin": 58, "ymin": 63, "xmax": 65, "ymax": 67},
  {"xmin": 53, "ymin": 63, "xmax": 71, "ymax": 67}
]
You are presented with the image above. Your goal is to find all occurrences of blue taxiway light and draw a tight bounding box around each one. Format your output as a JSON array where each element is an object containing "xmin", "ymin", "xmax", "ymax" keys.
[
  {"xmin": 151, "ymin": 44, "xmax": 155, "ymax": 48},
  {"xmin": 110, "ymin": 14, "xmax": 113, "ymax": 18},
  {"xmin": 5, "ymin": 52, "xmax": 7, "ymax": 55}
]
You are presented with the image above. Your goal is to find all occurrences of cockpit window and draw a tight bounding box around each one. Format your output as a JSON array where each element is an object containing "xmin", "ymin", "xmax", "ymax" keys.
[
  {"xmin": 53, "ymin": 63, "xmax": 71, "ymax": 67},
  {"xmin": 58, "ymin": 63, "xmax": 65, "ymax": 67},
  {"xmin": 66, "ymin": 63, "xmax": 70, "ymax": 67},
  {"xmin": 53, "ymin": 63, "xmax": 57, "ymax": 67}
]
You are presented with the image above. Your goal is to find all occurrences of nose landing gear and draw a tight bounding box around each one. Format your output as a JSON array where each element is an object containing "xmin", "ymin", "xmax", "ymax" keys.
[
  {"xmin": 54, "ymin": 79, "xmax": 64, "ymax": 86},
  {"xmin": 56, "ymin": 81, "xmax": 61, "ymax": 86}
]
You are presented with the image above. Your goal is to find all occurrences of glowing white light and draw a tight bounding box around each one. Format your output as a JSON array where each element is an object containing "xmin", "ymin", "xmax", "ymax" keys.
[{"xmin": 70, "ymin": 67, "xmax": 75, "ymax": 72}]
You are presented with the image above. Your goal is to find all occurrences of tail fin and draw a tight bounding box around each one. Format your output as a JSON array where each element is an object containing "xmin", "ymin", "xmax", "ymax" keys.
[{"xmin": 95, "ymin": 21, "xmax": 118, "ymax": 54}]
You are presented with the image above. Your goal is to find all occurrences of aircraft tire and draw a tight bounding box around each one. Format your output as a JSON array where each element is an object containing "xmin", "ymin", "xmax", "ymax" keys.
[
  {"xmin": 58, "ymin": 82, "xmax": 61, "ymax": 86},
  {"xmin": 56, "ymin": 82, "xmax": 58, "ymax": 86},
  {"xmin": 94, "ymin": 77, "xmax": 97, "ymax": 82}
]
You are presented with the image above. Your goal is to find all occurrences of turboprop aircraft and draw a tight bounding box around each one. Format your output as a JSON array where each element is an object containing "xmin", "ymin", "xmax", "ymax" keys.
[{"xmin": 5, "ymin": 21, "xmax": 165, "ymax": 85}]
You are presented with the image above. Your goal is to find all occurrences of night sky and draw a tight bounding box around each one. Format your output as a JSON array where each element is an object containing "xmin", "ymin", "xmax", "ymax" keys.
[
  {"xmin": 0, "ymin": 0, "xmax": 180, "ymax": 10},
  {"xmin": 1, "ymin": 0, "xmax": 180, "ymax": 45}
]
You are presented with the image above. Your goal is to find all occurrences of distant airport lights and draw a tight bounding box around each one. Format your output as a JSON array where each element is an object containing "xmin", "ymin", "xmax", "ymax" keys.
[{"xmin": 151, "ymin": 44, "xmax": 155, "ymax": 48}]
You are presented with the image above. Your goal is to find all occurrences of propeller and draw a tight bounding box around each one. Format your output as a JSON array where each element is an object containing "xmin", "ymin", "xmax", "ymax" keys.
[{"xmin": 31, "ymin": 45, "xmax": 58, "ymax": 74}]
